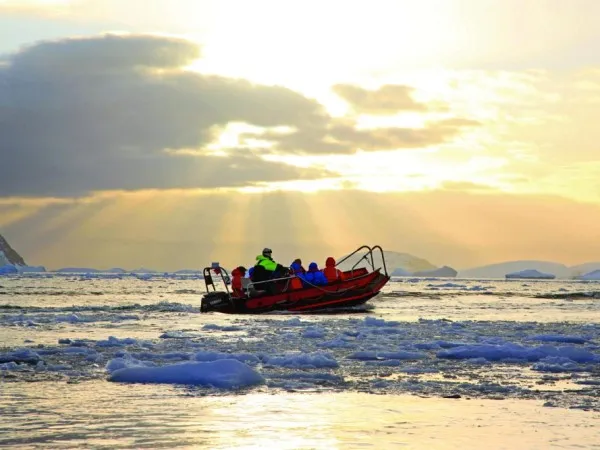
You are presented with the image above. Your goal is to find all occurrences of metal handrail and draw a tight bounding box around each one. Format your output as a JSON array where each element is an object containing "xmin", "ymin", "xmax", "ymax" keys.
[
  {"xmin": 245, "ymin": 274, "xmax": 295, "ymax": 293},
  {"xmin": 334, "ymin": 244, "xmax": 388, "ymax": 278},
  {"xmin": 203, "ymin": 266, "xmax": 231, "ymax": 294}
]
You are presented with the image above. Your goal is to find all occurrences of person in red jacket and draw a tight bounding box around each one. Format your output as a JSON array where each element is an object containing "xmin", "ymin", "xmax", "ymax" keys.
[
  {"xmin": 323, "ymin": 257, "xmax": 343, "ymax": 283},
  {"xmin": 231, "ymin": 266, "xmax": 247, "ymax": 297}
]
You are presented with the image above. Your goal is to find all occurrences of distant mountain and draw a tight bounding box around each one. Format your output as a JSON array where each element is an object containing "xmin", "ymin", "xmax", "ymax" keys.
[
  {"xmin": 459, "ymin": 261, "xmax": 570, "ymax": 279},
  {"xmin": 0, "ymin": 233, "xmax": 26, "ymax": 266},
  {"xmin": 337, "ymin": 250, "xmax": 436, "ymax": 275}
]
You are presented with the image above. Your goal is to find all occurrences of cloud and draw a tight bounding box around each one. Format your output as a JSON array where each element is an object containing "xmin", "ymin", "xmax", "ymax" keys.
[
  {"xmin": 254, "ymin": 117, "xmax": 479, "ymax": 154},
  {"xmin": 332, "ymin": 84, "xmax": 434, "ymax": 114},
  {"xmin": 0, "ymin": 34, "xmax": 332, "ymax": 197}
]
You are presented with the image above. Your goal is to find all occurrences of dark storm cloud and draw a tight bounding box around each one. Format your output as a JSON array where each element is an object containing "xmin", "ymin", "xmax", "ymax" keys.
[{"xmin": 0, "ymin": 34, "xmax": 331, "ymax": 197}]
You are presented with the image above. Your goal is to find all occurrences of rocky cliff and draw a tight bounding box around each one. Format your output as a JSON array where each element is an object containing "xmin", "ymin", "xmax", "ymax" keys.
[{"xmin": 0, "ymin": 233, "xmax": 26, "ymax": 266}]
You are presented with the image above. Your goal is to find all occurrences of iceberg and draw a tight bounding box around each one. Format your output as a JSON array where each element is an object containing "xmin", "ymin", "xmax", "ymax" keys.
[
  {"xmin": 0, "ymin": 264, "xmax": 18, "ymax": 274},
  {"xmin": 108, "ymin": 359, "xmax": 265, "ymax": 388},
  {"xmin": 460, "ymin": 261, "xmax": 567, "ymax": 279},
  {"xmin": 505, "ymin": 269, "xmax": 556, "ymax": 280},
  {"xmin": 576, "ymin": 270, "xmax": 600, "ymax": 281},
  {"xmin": 413, "ymin": 266, "xmax": 458, "ymax": 278}
]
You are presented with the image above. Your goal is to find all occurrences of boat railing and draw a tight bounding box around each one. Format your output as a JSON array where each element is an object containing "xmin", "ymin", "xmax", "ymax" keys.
[
  {"xmin": 245, "ymin": 274, "xmax": 293, "ymax": 295},
  {"xmin": 203, "ymin": 266, "xmax": 231, "ymax": 294},
  {"xmin": 335, "ymin": 245, "xmax": 388, "ymax": 278}
]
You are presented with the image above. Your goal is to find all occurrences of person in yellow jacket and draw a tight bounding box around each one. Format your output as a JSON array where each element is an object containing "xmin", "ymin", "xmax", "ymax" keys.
[{"xmin": 252, "ymin": 248, "xmax": 287, "ymax": 284}]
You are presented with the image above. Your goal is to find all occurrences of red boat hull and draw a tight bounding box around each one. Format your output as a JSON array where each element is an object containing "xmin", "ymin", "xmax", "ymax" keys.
[{"xmin": 201, "ymin": 268, "xmax": 390, "ymax": 314}]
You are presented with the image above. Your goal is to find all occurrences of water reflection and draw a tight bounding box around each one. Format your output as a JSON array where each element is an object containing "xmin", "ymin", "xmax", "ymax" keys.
[{"xmin": 1, "ymin": 381, "xmax": 599, "ymax": 449}]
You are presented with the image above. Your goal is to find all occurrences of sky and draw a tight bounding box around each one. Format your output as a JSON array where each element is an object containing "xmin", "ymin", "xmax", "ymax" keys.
[{"xmin": 1, "ymin": 0, "xmax": 600, "ymax": 271}]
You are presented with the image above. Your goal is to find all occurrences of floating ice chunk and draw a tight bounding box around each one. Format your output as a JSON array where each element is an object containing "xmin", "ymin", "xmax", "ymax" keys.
[
  {"xmin": 1, "ymin": 361, "xmax": 29, "ymax": 371},
  {"xmin": 0, "ymin": 348, "xmax": 40, "ymax": 364},
  {"xmin": 348, "ymin": 351, "xmax": 379, "ymax": 361},
  {"xmin": 378, "ymin": 351, "xmax": 427, "ymax": 360},
  {"xmin": 302, "ymin": 327, "xmax": 326, "ymax": 338},
  {"xmin": 529, "ymin": 335, "xmax": 588, "ymax": 344},
  {"xmin": 105, "ymin": 354, "xmax": 156, "ymax": 373},
  {"xmin": 414, "ymin": 342, "xmax": 440, "ymax": 350},
  {"xmin": 62, "ymin": 347, "xmax": 95, "ymax": 356},
  {"xmin": 281, "ymin": 317, "xmax": 308, "ymax": 327},
  {"xmin": 55, "ymin": 314, "xmax": 84, "ymax": 323},
  {"xmin": 466, "ymin": 357, "xmax": 490, "ymax": 365},
  {"xmin": 467, "ymin": 285, "xmax": 489, "ymax": 291},
  {"xmin": 202, "ymin": 324, "xmax": 243, "ymax": 332},
  {"xmin": 365, "ymin": 360, "xmax": 401, "ymax": 367},
  {"xmin": 276, "ymin": 372, "xmax": 344, "ymax": 383},
  {"xmin": 437, "ymin": 343, "xmax": 600, "ymax": 363},
  {"xmin": 363, "ymin": 317, "xmax": 400, "ymax": 327},
  {"xmin": 193, "ymin": 351, "xmax": 260, "ymax": 365},
  {"xmin": 264, "ymin": 352, "xmax": 339, "ymax": 368},
  {"xmin": 108, "ymin": 359, "xmax": 265, "ymax": 388},
  {"xmin": 435, "ymin": 341, "xmax": 471, "ymax": 349},
  {"xmin": 428, "ymin": 283, "xmax": 466, "ymax": 289},
  {"xmin": 350, "ymin": 350, "xmax": 426, "ymax": 361},
  {"xmin": 96, "ymin": 336, "xmax": 138, "ymax": 348},
  {"xmin": 399, "ymin": 367, "xmax": 438, "ymax": 374},
  {"xmin": 159, "ymin": 331, "xmax": 197, "ymax": 339},
  {"xmin": 532, "ymin": 356, "xmax": 584, "ymax": 373},
  {"xmin": 318, "ymin": 337, "xmax": 356, "ymax": 349}
]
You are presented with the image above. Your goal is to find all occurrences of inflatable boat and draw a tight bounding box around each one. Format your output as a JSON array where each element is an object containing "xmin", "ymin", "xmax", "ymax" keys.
[{"xmin": 200, "ymin": 245, "xmax": 390, "ymax": 314}]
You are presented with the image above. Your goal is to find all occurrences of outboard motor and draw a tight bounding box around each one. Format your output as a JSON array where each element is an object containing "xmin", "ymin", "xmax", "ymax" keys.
[{"xmin": 200, "ymin": 291, "xmax": 233, "ymax": 313}]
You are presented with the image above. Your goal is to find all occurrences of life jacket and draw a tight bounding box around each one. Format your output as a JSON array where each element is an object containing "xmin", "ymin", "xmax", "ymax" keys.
[{"xmin": 323, "ymin": 257, "xmax": 343, "ymax": 282}]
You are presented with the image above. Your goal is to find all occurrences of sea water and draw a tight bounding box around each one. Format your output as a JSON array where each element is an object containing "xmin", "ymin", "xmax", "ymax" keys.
[{"xmin": 1, "ymin": 274, "xmax": 599, "ymax": 449}]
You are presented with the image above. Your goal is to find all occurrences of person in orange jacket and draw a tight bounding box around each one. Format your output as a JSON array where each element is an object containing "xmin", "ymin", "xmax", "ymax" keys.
[{"xmin": 323, "ymin": 257, "xmax": 343, "ymax": 283}]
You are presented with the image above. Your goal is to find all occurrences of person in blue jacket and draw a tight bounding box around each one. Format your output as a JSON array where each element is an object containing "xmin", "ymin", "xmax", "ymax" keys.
[{"xmin": 304, "ymin": 262, "xmax": 327, "ymax": 286}]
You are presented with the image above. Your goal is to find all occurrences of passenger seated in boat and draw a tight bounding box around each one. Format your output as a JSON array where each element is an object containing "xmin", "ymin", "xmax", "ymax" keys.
[
  {"xmin": 304, "ymin": 262, "xmax": 327, "ymax": 286},
  {"xmin": 290, "ymin": 258, "xmax": 306, "ymax": 274},
  {"xmin": 323, "ymin": 257, "xmax": 344, "ymax": 283},
  {"xmin": 252, "ymin": 248, "xmax": 287, "ymax": 292},
  {"xmin": 290, "ymin": 261, "xmax": 305, "ymax": 289},
  {"xmin": 231, "ymin": 266, "xmax": 247, "ymax": 297}
]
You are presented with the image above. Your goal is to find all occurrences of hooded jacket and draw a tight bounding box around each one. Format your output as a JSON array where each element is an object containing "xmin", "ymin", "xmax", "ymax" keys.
[
  {"xmin": 231, "ymin": 267, "xmax": 245, "ymax": 297},
  {"xmin": 323, "ymin": 257, "xmax": 343, "ymax": 282},
  {"xmin": 304, "ymin": 262, "xmax": 328, "ymax": 286},
  {"xmin": 290, "ymin": 262, "xmax": 305, "ymax": 276},
  {"xmin": 255, "ymin": 255, "xmax": 278, "ymax": 271},
  {"xmin": 252, "ymin": 254, "xmax": 283, "ymax": 283}
]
